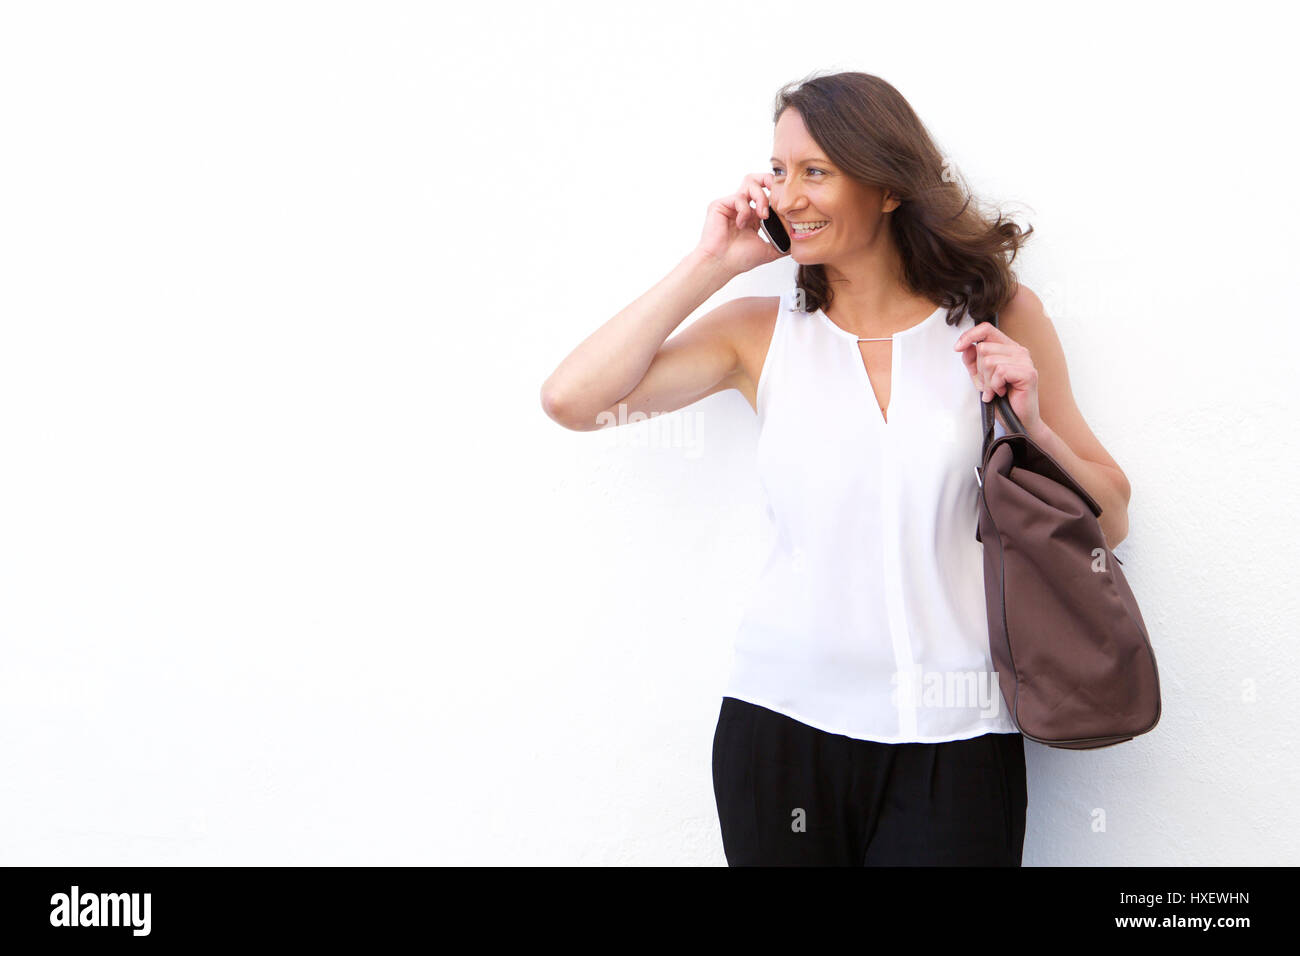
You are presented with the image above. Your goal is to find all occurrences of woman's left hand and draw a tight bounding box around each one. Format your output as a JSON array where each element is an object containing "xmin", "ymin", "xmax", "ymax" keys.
[{"xmin": 953, "ymin": 321, "xmax": 1041, "ymax": 435}]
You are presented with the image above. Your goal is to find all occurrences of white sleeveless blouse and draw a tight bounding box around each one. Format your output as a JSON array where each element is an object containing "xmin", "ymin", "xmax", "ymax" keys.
[{"xmin": 722, "ymin": 287, "xmax": 1021, "ymax": 742}]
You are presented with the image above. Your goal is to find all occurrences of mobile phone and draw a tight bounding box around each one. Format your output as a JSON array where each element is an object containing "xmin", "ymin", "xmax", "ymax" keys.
[{"xmin": 758, "ymin": 199, "xmax": 790, "ymax": 253}]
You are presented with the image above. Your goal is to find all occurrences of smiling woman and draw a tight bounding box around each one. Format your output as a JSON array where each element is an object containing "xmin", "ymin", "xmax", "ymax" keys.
[{"xmin": 541, "ymin": 68, "xmax": 1133, "ymax": 869}]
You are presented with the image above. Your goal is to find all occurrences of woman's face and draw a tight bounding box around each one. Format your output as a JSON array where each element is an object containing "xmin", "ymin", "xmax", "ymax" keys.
[{"xmin": 770, "ymin": 108, "xmax": 898, "ymax": 265}]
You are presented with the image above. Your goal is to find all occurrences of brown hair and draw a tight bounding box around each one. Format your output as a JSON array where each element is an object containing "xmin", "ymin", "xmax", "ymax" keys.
[{"xmin": 772, "ymin": 70, "xmax": 1032, "ymax": 324}]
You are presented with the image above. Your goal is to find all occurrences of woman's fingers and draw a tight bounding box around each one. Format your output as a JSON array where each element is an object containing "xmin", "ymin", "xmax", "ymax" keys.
[
  {"xmin": 732, "ymin": 192, "xmax": 753, "ymax": 230},
  {"xmin": 748, "ymin": 179, "xmax": 769, "ymax": 219},
  {"xmin": 737, "ymin": 173, "xmax": 773, "ymax": 227},
  {"xmin": 953, "ymin": 320, "xmax": 1006, "ymax": 352},
  {"xmin": 974, "ymin": 346, "xmax": 1031, "ymax": 399},
  {"xmin": 734, "ymin": 193, "xmax": 761, "ymax": 231}
]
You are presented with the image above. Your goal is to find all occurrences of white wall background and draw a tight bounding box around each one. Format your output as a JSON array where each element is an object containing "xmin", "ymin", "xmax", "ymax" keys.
[{"xmin": 0, "ymin": 0, "xmax": 1294, "ymax": 865}]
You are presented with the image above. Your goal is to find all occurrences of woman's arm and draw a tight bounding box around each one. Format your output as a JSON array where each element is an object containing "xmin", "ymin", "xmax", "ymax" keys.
[
  {"xmin": 997, "ymin": 286, "xmax": 1132, "ymax": 549},
  {"xmin": 539, "ymin": 249, "xmax": 745, "ymax": 431},
  {"xmin": 541, "ymin": 173, "xmax": 787, "ymax": 432}
]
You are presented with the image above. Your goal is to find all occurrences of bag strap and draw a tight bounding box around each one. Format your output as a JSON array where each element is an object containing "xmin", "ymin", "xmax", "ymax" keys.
[{"xmin": 980, "ymin": 310, "xmax": 1027, "ymax": 460}]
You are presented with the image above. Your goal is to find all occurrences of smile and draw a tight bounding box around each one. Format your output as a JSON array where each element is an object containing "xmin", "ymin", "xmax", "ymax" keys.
[{"xmin": 790, "ymin": 220, "xmax": 829, "ymax": 239}]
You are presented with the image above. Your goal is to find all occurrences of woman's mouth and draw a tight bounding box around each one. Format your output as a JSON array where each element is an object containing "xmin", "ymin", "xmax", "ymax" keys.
[{"xmin": 790, "ymin": 220, "xmax": 830, "ymax": 240}]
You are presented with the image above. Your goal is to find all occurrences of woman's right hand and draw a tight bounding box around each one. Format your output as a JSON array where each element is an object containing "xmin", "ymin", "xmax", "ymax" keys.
[{"xmin": 694, "ymin": 173, "xmax": 787, "ymax": 276}]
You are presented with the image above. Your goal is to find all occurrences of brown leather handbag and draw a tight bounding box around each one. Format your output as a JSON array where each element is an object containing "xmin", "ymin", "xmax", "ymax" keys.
[{"xmin": 973, "ymin": 312, "xmax": 1161, "ymax": 749}]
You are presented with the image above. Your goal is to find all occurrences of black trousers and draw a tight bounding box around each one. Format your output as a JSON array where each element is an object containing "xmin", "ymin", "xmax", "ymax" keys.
[{"xmin": 712, "ymin": 696, "xmax": 1027, "ymax": 866}]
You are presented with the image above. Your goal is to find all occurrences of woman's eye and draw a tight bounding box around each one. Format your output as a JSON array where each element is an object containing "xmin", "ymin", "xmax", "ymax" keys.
[{"xmin": 771, "ymin": 167, "xmax": 824, "ymax": 177}]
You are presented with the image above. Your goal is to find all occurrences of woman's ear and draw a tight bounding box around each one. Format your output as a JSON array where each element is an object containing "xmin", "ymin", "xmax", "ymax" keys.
[{"xmin": 882, "ymin": 192, "xmax": 902, "ymax": 214}]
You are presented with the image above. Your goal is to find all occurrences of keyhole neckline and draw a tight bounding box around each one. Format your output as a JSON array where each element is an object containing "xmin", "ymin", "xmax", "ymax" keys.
[{"xmin": 814, "ymin": 303, "xmax": 946, "ymax": 426}]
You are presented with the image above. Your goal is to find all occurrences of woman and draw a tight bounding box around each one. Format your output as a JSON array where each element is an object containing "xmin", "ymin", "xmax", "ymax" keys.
[{"xmin": 540, "ymin": 71, "xmax": 1131, "ymax": 866}]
